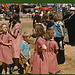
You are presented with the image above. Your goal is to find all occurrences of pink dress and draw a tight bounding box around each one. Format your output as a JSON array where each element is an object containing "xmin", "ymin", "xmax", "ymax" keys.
[
  {"xmin": 0, "ymin": 33, "xmax": 13, "ymax": 64},
  {"xmin": 12, "ymin": 23, "xmax": 22, "ymax": 58},
  {"xmin": 46, "ymin": 40, "xmax": 59, "ymax": 74},
  {"xmin": 31, "ymin": 37, "xmax": 48, "ymax": 74}
]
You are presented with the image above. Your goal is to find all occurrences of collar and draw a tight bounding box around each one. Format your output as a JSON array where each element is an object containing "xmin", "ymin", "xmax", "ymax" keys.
[
  {"xmin": 23, "ymin": 41, "xmax": 27, "ymax": 43},
  {"xmin": 23, "ymin": 41, "xmax": 30, "ymax": 44},
  {"xmin": 1, "ymin": 32, "xmax": 8, "ymax": 40},
  {"xmin": 50, "ymin": 39, "xmax": 54, "ymax": 41},
  {"xmin": 2, "ymin": 32, "xmax": 8, "ymax": 35}
]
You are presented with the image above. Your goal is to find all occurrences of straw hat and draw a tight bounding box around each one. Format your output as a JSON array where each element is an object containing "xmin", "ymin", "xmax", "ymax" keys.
[{"xmin": 70, "ymin": 7, "xmax": 75, "ymax": 11}]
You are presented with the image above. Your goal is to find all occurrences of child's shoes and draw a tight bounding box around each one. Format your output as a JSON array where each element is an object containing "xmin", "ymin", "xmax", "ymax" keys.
[{"xmin": 11, "ymin": 66, "xmax": 18, "ymax": 72}]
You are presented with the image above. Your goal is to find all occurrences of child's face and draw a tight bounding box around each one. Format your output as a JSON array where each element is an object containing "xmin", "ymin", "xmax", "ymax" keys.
[
  {"xmin": 70, "ymin": 10, "xmax": 74, "ymax": 14},
  {"xmin": 25, "ymin": 36, "xmax": 30, "ymax": 42},
  {"xmin": 2, "ymin": 25, "xmax": 7, "ymax": 33}
]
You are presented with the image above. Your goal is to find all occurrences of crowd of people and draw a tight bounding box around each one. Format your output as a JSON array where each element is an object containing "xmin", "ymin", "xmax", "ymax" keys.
[{"xmin": 0, "ymin": 5, "xmax": 75, "ymax": 74}]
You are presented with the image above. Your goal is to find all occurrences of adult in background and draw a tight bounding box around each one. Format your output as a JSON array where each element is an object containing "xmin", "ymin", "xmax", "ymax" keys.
[
  {"xmin": 8, "ymin": 12, "xmax": 13, "ymax": 29},
  {"xmin": 64, "ymin": 7, "xmax": 75, "ymax": 46},
  {"xmin": 46, "ymin": 13, "xmax": 54, "ymax": 30},
  {"xmin": 33, "ymin": 10, "xmax": 41, "ymax": 28}
]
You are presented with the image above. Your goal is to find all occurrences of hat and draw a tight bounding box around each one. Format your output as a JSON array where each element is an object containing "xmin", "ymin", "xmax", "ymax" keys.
[
  {"xmin": 70, "ymin": 7, "xmax": 75, "ymax": 11},
  {"xmin": 35, "ymin": 10, "xmax": 38, "ymax": 13}
]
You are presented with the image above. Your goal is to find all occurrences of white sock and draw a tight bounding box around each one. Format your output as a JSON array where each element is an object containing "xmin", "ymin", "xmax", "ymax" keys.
[
  {"xmin": 2, "ymin": 71, "xmax": 5, "ymax": 74},
  {"xmin": 14, "ymin": 66, "xmax": 18, "ymax": 69},
  {"xmin": 7, "ymin": 72, "xmax": 10, "ymax": 74}
]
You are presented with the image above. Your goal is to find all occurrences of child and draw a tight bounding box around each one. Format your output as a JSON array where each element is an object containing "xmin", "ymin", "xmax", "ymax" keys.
[
  {"xmin": 51, "ymin": 13, "xmax": 65, "ymax": 64},
  {"xmin": 31, "ymin": 24, "xmax": 48, "ymax": 74},
  {"xmin": 45, "ymin": 28, "xmax": 59, "ymax": 74},
  {"xmin": 0, "ymin": 23, "xmax": 13, "ymax": 74},
  {"xmin": 10, "ymin": 16, "xmax": 22, "ymax": 71},
  {"xmin": 20, "ymin": 32, "xmax": 31, "ymax": 74},
  {"xmin": 52, "ymin": 13, "xmax": 65, "ymax": 50}
]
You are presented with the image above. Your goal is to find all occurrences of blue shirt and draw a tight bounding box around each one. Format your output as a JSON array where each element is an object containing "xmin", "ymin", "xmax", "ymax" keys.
[
  {"xmin": 50, "ymin": 21, "xmax": 65, "ymax": 38},
  {"xmin": 20, "ymin": 41, "xmax": 31, "ymax": 58}
]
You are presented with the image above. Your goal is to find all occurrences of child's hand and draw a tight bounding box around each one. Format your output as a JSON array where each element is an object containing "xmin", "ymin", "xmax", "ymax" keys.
[
  {"xmin": 56, "ymin": 51, "xmax": 58, "ymax": 55},
  {"xmin": 10, "ymin": 22, "xmax": 13, "ymax": 29},
  {"xmin": 0, "ymin": 40, "xmax": 3, "ymax": 44},
  {"xmin": 62, "ymin": 33, "xmax": 64, "ymax": 37},
  {"xmin": 24, "ymin": 56, "xmax": 28, "ymax": 60},
  {"xmin": 8, "ymin": 23, "xmax": 10, "ymax": 25},
  {"xmin": 28, "ymin": 57, "xmax": 31, "ymax": 60}
]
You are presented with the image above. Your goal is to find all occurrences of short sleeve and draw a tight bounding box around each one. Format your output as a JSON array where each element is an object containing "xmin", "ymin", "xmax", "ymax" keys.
[
  {"xmin": 54, "ymin": 41, "xmax": 59, "ymax": 50},
  {"xmin": 37, "ymin": 37, "xmax": 44, "ymax": 47},
  {"xmin": 8, "ymin": 33, "xmax": 12, "ymax": 41},
  {"xmin": 59, "ymin": 21, "xmax": 64, "ymax": 26},
  {"xmin": 20, "ymin": 42, "xmax": 24, "ymax": 51}
]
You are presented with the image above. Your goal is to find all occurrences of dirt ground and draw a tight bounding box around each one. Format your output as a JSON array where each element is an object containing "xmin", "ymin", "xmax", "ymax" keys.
[{"xmin": 0, "ymin": 18, "xmax": 75, "ymax": 74}]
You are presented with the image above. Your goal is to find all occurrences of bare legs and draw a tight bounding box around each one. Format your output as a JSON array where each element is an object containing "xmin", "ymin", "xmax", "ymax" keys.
[
  {"xmin": 2, "ymin": 63, "xmax": 10, "ymax": 74},
  {"xmin": 13, "ymin": 58, "xmax": 19, "ymax": 70}
]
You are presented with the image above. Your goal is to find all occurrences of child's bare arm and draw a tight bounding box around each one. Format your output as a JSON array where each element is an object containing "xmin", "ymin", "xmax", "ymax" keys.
[
  {"xmin": 28, "ymin": 50, "xmax": 31, "ymax": 59},
  {"xmin": 55, "ymin": 49, "xmax": 58, "ymax": 55},
  {"xmin": 10, "ymin": 23, "xmax": 19, "ymax": 38},
  {"xmin": 10, "ymin": 30, "xmax": 18, "ymax": 38},
  {"xmin": 20, "ymin": 51, "xmax": 27, "ymax": 60},
  {"xmin": 60, "ymin": 26, "xmax": 64, "ymax": 36},
  {"xmin": 1, "ymin": 41, "xmax": 12, "ymax": 46}
]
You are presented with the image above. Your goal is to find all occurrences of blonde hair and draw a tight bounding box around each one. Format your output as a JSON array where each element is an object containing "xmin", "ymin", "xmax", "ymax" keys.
[
  {"xmin": 22, "ymin": 32, "xmax": 31, "ymax": 40},
  {"xmin": 53, "ymin": 14, "xmax": 58, "ymax": 22},
  {"xmin": 57, "ymin": 13, "xmax": 62, "ymax": 21},
  {"xmin": 0, "ymin": 23, "xmax": 8, "ymax": 31},
  {"xmin": 34, "ymin": 24, "xmax": 45, "ymax": 37},
  {"xmin": 45, "ymin": 28, "xmax": 56, "ymax": 39},
  {"xmin": 53, "ymin": 13, "xmax": 62, "ymax": 21}
]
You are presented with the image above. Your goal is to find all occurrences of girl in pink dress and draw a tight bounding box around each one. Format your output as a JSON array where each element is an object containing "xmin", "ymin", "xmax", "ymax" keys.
[
  {"xmin": 45, "ymin": 28, "xmax": 59, "ymax": 74},
  {"xmin": 10, "ymin": 20, "xmax": 22, "ymax": 71},
  {"xmin": 31, "ymin": 24, "xmax": 48, "ymax": 74},
  {"xmin": 0, "ymin": 23, "xmax": 13, "ymax": 74}
]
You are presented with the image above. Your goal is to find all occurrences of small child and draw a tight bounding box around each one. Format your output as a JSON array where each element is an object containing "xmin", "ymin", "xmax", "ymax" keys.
[
  {"xmin": 52, "ymin": 13, "xmax": 65, "ymax": 50},
  {"xmin": 45, "ymin": 28, "xmax": 59, "ymax": 74},
  {"xmin": 31, "ymin": 24, "xmax": 48, "ymax": 74},
  {"xmin": 20, "ymin": 32, "xmax": 31, "ymax": 74},
  {"xmin": 0, "ymin": 23, "xmax": 13, "ymax": 74},
  {"xmin": 51, "ymin": 13, "xmax": 65, "ymax": 64},
  {"xmin": 10, "ymin": 18, "xmax": 22, "ymax": 71}
]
